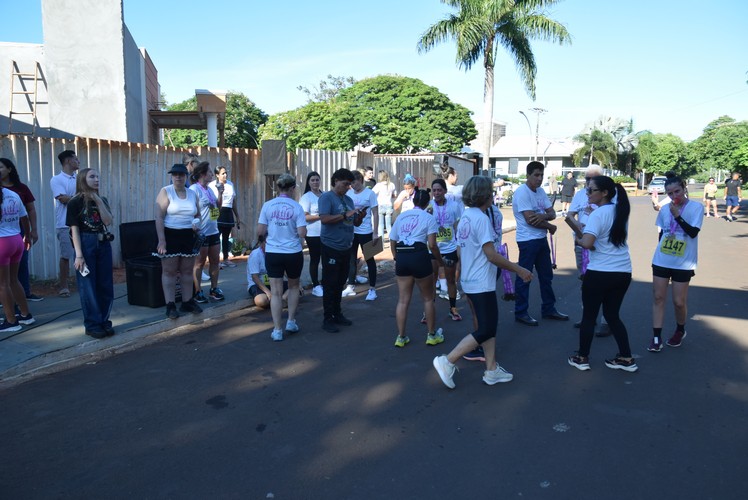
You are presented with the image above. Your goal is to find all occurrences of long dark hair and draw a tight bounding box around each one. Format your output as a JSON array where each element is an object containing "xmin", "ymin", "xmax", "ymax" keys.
[
  {"xmin": 0, "ymin": 158, "xmax": 22, "ymax": 186},
  {"xmin": 413, "ymin": 188, "xmax": 431, "ymax": 209},
  {"xmin": 591, "ymin": 175, "xmax": 630, "ymax": 247},
  {"xmin": 304, "ymin": 171, "xmax": 321, "ymax": 194},
  {"xmin": 664, "ymin": 171, "xmax": 686, "ymax": 191}
]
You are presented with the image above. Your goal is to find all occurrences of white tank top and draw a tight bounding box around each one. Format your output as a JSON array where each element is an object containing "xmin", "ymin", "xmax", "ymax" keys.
[{"xmin": 164, "ymin": 185, "xmax": 197, "ymax": 229}]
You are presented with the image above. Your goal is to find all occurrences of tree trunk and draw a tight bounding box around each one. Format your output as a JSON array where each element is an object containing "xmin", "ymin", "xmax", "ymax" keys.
[{"xmin": 482, "ymin": 52, "xmax": 495, "ymax": 173}]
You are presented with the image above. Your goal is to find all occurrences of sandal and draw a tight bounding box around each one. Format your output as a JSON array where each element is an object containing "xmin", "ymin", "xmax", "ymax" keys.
[
  {"xmin": 59, "ymin": 288, "xmax": 70, "ymax": 298},
  {"xmin": 448, "ymin": 308, "xmax": 462, "ymax": 321}
]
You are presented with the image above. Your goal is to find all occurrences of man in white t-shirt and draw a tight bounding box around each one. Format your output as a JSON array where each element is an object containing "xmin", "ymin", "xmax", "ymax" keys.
[
  {"xmin": 49, "ymin": 150, "xmax": 79, "ymax": 297},
  {"xmin": 512, "ymin": 161, "xmax": 568, "ymax": 326}
]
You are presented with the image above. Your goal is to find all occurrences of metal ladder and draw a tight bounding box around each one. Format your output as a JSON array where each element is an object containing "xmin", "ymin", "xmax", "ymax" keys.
[{"xmin": 8, "ymin": 60, "xmax": 40, "ymax": 135}]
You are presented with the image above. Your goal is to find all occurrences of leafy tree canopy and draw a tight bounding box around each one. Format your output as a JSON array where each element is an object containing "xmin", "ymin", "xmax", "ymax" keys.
[
  {"xmin": 298, "ymin": 75, "xmax": 356, "ymax": 103},
  {"xmin": 165, "ymin": 92, "xmax": 268, "ymax": 149},
  {"xmin": 687, "ymin": 116, "xmax": 748, "ymax": 179},
  {"xmin": 259, "ymin": 75, "xmax": 477, "ymax": 154},
  {"xmin": 572, "ymin": 129, "xmax": 617, "ymax": 167},
  {"xmin": 636, "ymin": 132, "xmax": 689, "ymax": 176}
]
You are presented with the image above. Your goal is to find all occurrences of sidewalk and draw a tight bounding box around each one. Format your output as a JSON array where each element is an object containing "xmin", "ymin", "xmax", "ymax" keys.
[{"xmin": 0, "ymin": 211, "xmax": 517, "ymax": 386}]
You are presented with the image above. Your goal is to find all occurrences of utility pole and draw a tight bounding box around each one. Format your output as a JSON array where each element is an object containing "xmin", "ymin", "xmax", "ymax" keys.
[{"xmin": 530, "ymin": 107, "xmax": 547, "ymax": 161}]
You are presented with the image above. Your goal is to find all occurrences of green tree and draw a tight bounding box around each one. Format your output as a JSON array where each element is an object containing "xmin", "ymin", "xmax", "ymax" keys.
[
  {"xmin": 687, "ymin": 116, "xmax": 748, "ymax": 180},
  {"xmin": 259, "ymin": 75, "xmax": 477, "ymax": 153},
  {"xmin": 165, "ymin": 92, "xmax": 268, "ymax": 148},
  {"xmin": 636, "ymin": 132, "xmax": 689, "ymax": 176},
  {"xmin": 417, "ymin": 0, "xmax": 571, "ymax": 161},
  {"xmin": 297, "ymin": 75, "xmax": 356, "ymax": 103},
  {"xmin": 572, "ymin": 129, "xmax": 617, "ymax": 167}
]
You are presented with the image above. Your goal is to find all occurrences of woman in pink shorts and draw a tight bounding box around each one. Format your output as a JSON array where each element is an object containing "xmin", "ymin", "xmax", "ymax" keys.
[{"xmin": 0, "ymin": 185, "xmax": 35, "ymax": 332}]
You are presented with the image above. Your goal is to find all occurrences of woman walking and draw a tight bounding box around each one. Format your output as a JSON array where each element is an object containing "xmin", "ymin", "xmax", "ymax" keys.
[
  {"xmin": 67, "ymin": 168, "xmax": 115, "ymax": 338},
  {"xmin": 209, "ymin": 166, "xmax": 241, "ymax": 268},
  {"xmin": 299, "ymin": 171, "xmax": 324, "ymax": 297},
  {"xmin": 190, "ymin": 161, "xmax": 224, "ymax": 303},
  {"xmin": 560, "ymin": 171, "xmax": 577, "ymax": 213},
  {"xmin": 567, "ymin": 176, "xmax": 637, "ymax": 372},
  {"xmin": 257, "ymin": 174, "xmax": 307, "ymax": 341},
  {"xmin": 372, "ymin": 170, "xmax": 396, "ymax": 238},
  {"xmin": 0, "ymin": 184, "xmax": 35, "ymax": 333},
  {"xmin": 155, "ymin": 164, "xmax": 202, "ymax": 319},
  {"xmin": 702, "ymin": 177, "xmax": 719, "ymax": 218},
  {"xmin": 649, "ymin": 172, "xmax": 703, "ymax": 351},
  {"xmin": 433, "ymin": 176, "xmax": 532, "ymax": 388},
  {"xmin": 389, "ymin": 188, "xmax": 444, "ymax": 347}
]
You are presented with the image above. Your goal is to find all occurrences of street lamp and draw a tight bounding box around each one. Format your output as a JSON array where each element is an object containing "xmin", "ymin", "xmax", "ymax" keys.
[{"xmin": 519, "ymin": 111, "xmax": 532, "ymax": 160}]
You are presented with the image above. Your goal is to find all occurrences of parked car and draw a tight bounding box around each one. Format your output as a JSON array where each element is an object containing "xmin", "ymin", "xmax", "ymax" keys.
[{"xmin": 647, "ymin": 176, "xmax": 668, "ymax": 195}]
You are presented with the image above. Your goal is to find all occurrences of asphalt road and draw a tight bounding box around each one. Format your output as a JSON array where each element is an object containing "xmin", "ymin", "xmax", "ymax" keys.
[{"xmin": 1, "ymin": 198, "xmax": 746, "ymax": 499}]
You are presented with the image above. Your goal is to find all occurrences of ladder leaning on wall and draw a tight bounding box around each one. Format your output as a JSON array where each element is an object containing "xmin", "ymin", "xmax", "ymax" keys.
[{"xmin": 8, "ymin": 60, "xmax": 40, "ymax": 135}]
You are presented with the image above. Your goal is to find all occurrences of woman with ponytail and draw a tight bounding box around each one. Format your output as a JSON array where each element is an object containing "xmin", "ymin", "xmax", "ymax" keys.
[{"xmin": 568, "ymin": 176, "xmax": 638, "ymax": 373}]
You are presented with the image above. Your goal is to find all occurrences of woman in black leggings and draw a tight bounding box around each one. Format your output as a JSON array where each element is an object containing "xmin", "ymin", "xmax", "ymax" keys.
[
  {"xmin": 567, "ymin": 175, "xmax": 637, "ymax": 372},
  {"xmin": 210, "ymin": 166, "xmax": 241, "ymax": 267},
  {"xmin": 299, "ymin": 171, "xmax": 324, "ymax": 296}
]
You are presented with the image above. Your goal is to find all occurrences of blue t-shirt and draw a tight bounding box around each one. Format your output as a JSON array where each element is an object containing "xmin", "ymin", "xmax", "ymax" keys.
[{"xmin": 318, "ymin": 190, "xmax": 354, "ymax": 251}]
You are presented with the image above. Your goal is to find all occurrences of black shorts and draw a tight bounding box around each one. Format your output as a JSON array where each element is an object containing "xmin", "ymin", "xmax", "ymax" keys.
[
  {"xmin": 265, "ymin": 251, "xmax": 303, "ymax": 279},
  {"xmin": 396, "ymin": 250, "xmax": 433, "ymax": 279},
  {"xmin": 432, "ymin": 250, "xmax": 458, "ymax": 267},
  {"xmin": 161, "ymin": 227, "xmax": 197, "ymax": 256},
  {"xmin": 248, "ymin": 282, "xmax": 287, "ymax": 298},
  {"xmin": 652, "ymin": 264, "xmax": 695, "ymax": 283},
  {"xmin": 202, "ymin": 232, "xmax": 220, "ymax": 247},
  {"xmin": 217, "ymin": 207, "xmax": 235, "ymax": 226}
]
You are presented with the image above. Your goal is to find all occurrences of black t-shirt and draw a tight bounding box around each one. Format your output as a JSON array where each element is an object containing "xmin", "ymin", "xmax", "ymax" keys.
[
  {"xmin": 66, "ymin": 195, "xmax": 110, "ymax": 233},
  {"xmin": 560, "ymin": 177, "xmax": 577, "ymax": 196},
  {"xmin": 725, "ymin": 179, "xmax": 741, "ymax": 197},
  {"xmin": 364, "ymin": 179, "xmax": 376, "ymax": 189}
]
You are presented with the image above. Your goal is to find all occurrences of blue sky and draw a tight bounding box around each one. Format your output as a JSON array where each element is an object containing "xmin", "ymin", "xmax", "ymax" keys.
[{"xmin": 4, "ymin": 0, "xmax": 747, "ymax": 141}]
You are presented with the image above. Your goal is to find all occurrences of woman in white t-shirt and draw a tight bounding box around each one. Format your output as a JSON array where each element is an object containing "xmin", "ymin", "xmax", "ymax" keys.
[
  {"xmin": 432, "ymin": 176, "xmax": 532, "ymax": 389},
  {"xmin": 428, "ymin": 178, "xmax": 463, "ymax": 321},
  {"xmin": 394, "ymin": 174, "xmax": 417, "ymax": 213},
  {"xmin": 189, "ymin": 162, "xmax": 223, "ymax": 304},
  {"xmin": 389, "ymin": 188, "xmax": 444, "ymax": 348},
  {"xmin": 0, "ymin": 186, "xmax": 34, "ymax": 332},
  {"xmin": 568, "ymin": 176, "xmax": 638, "ymax": 373},
  {"xmin": 209, "ymin": 166, "xmax": 241, "ymax": 268},
  {"xmin": 372, "ymin": 170, "xmax": 396, "ymax": 238},
  {"xmin": 299, "ymin": 171, "xmax": 324, "ymax": 297},
  {"xmin": 257, "ymin": 174, "xmax": 307, "ymax": 342},
  {"xmin": 648, "ymin": 173, "xmax": 703, "ymax": 352}
]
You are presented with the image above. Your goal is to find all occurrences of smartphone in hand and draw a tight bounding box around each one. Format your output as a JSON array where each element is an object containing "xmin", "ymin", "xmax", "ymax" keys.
[{"xmin": 79, "ymin": 264, "xmax": 90, "ymax": 277}]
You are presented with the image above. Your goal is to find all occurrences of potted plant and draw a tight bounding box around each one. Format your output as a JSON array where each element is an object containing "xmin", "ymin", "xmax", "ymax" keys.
[{"xmin": 231, "ymin": 239, "xmax": 248, "ymax": 257}]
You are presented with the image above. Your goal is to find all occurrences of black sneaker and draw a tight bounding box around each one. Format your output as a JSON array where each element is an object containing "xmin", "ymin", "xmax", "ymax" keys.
[
  {"xmin": 604, "ymin": 355, "xmax": 638, "ymax": 372},
  {"xmin": 334, "ymin": 314, "xmax": 353, "ymax": 326},
  {"xmin": 0, "ymin": 319, "xmax": 22, "ymax": 333},
  {"xmin": 104, "ymin": 325, "xmax": 115, "ymax": 337},
  {"xmin": 193, "ymin": 291, "xmax": 208, "ymax": 303},
  {"xmin": 463, "ymin": 346, "xmax": 485, "ymax": 362},
  {"xmin": 322, "ymin": 318, "xmax": 339, "ymax": 333},
  {"xmin": 209, "ymin": 287, "xmax": 225, "ymax": 301},
  {"xmin": 25, "ymin": 294, "xmax": 44, "ymax": 302},
  {"xmin": 166, "ymin": 302, "xmax": 179, "ymax": 320},
  {"xmin": 85, "ymin": 329, "xmax": 107, "ymax": 339},
  {"xmin": 180, "ymin": 299, "xmax": 203, "ymax": 314}
]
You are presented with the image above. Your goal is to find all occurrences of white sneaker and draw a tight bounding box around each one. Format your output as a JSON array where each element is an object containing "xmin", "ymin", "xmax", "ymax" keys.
[
  {"xmin": 201, "ymin": 271, "xmax": 210, "ymax": 281},
  {"xmin": 483, "ymin": 363, "xmax": 514, "ymax": 385},
  {"xmin": 438, "ymin": 290, "xmax": 449, "ymax": 300},
  {"xmin": 355, "ymin": 275, "xmax": 368, "ymax": 284},
  {"xmin": 341, "ymin": 285, "xmax": 356, "ymax": 297},
  {"xmin": 433, "ymin": 355, "xmax": 456, "ymax": 389},
  {"xmin": 366, "ymin": 288, "xmax": 377, "ymax": 301},
  {"xmin": 285, "ymin": 319, "xmax": 299, "ymax": 333},
  {"xmin": 271, "ymin": 329, "xmax": 283, "ymax": 341},
  {"xmin": 311, "ymin": 285, "xmax": 323, "ymax": 297}
]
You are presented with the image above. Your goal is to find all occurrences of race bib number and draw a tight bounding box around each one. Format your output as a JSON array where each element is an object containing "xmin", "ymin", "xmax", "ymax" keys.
[
  {"xmin": 437, "ymin": 226, "xmax": 453, "ymax": 243},
  {"xmin": 262, "ymin": 274, "xmax": 270, "ymax": 285},
  {"xmin": 209, "ymin": 207, "xmax": 220, "ymax": 220},
  {"xmin": 659, "ymin": 236, "xmax": 686, "ymax": 257}
]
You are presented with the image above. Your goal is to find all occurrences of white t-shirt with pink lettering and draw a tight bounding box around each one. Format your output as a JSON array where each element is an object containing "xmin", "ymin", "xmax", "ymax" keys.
[{"xmin": 258, "ymin": 196, "xmax": 307, "ymax": 254}]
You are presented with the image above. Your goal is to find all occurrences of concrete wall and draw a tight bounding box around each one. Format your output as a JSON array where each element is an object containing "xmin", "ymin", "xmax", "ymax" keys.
[
  {"xmin": 41, "ymin": 0, "xmax": 129, "ymax": 141},
  {"xmin": 123, "ymin": 26, "xmax": 146, "ymax": 143},
  {"xmin": 0, "ymin": 43, "xmax": 51, "ymax": 136}
]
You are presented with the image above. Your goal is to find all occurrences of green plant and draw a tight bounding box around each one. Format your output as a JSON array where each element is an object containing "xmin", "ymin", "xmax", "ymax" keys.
[
  {"xmin": 612, "ymin": 175, "xmax": 636, "ymax": 183},
  {"xmin": 231, "ymin": 239, "xmax": 248, "ymax": 256}
]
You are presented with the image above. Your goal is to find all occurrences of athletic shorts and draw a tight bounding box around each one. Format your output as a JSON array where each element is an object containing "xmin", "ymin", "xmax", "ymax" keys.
[
  {"xmin": 265, "ymin": 251, "xmax": 303, "ymax": 279},
  {"xmin": 202, "ymin": 232, "xmax": 220, "ymax": 248},
  {"xmin": 726, "ymin": 195, "xmax": 739, "ymax": 207},
  {"xmin": 432, "ymin": 250, "xmax": 458, "ymax": 267},
  {"xmin": 56, "ymin": 227, "xmax": 75, "ymax": 260},
  {"xmin": 0, "ymin": 234, "xmax": 24, "ymax": 266},
  {"xmin": 395, "ymin": 250, "xmax": 432, "ymax": 279},
  {"xmin": 652, "ymin": 264, "xmax": 695, "ymax": 283},
  {"xmin": 248, "ymin": 282, "xmax": 287, "ymax": 298}
]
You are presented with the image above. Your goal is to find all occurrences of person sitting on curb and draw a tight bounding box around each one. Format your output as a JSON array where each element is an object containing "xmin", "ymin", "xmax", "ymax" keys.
[{"xmin": 246, "ymin": 235, "xmax": 288, "ymax": 309}]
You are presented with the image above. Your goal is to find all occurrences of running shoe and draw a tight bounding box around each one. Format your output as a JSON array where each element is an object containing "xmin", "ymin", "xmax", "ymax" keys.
[
  {"xmin": 209, "ymin": 287, "xmax": 225, "ymax": 301},
  {"xmin": 180, "ymin": 298, "xmax": 203, "ymax": 314},
  {"xmin": 483, "ymin": 364, "xmax": 514, "ymax": 385},
  {"xmin": 341, "ymin": 285, "xmax": 356, "ymax": 297},
  {"xmin": 25, "ymin": 294, "xmax": 44, "ymax": 302},
  {"xmin": 666, "ymin": 330, "xmax": 687, "ymax": 347},
  {"xmin": 568, "ymin": 354, "xmax": 590, "ymax": 371},
  {"xmin": 604, "ymin": 355, "xmax": 639, "ymax": 372},
  {"xmin": 334, "ymin": 314, "xmax": 353, "ymax": 326},
  {"xmin": 438, "ymin": 290, "xmax": 449, "ymax": 300},
  {"xmin": 322, "ymin": 319, "xmax": 339, "ymax": 333},
  {"xmin": 194, "ymin": 291, "xmax": 208, "ymax": 303},
  {"xmin": 311, "ymin": 285, "xmax": 323, "ymax": 297},
  {"xmin": 16, "ymin": 313, "xmax": 35, "ymax": 325},
  {"xmin": 426, "ymin": 328, "xmax": 444, "ymax": 346},
  {"xmin": 365, "ymin": 289, "xmax": 377, "ymax": 301},
  {"xmin": 394, "ymin": 335, "xmax": 410, "ymax": 348},
  {"xmin": 285, "ymin": 319, "xmax": 300, "ymax": 333},
  {"xmin": 355, "ymin": 275, "xmax": 368, "ymax": 284},
  {"xmin": 463, "ymin": 346, "xmax": 485, "ymax": 362},
  {"xmin": 647, "ymin": 337, "xmax": 663, "ymax": 352},
  {"xmin": 433, "ymin": 355, "xmax": 456, "ymax": 389},
  {"xmin": 0, "ymin": 319, "xmax": 22, "ymax": 333},
  {"xmin": 271, "ymin": 329, "xmax": 283, "ymax": 342},
  {"xmin": 448, "ymin": 308, "xmax": 462, "ymax": 321},
  {"xmin": 224, "ymin": 261, "xmax": 237, "ymax": 268},
  {"xmin": 165, "ymin": 302, "xmax": 179, "ymax": 320}
]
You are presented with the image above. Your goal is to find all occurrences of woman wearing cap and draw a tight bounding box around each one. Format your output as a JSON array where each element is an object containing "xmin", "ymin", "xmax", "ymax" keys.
[
  {"xmin": 433, "ymin": 176, "xmax": 532, "ymax": 389},
  {"xmin": 155, "ymin": 163, "xmax": 202, "ymax": 320},
  {"xmin": 394, "ymin": 174, "xmax": 417, "ymax": 213},
  {"xmin": 190, "ymin": 161, "xmax": 224, "ymax": 304},
  {"xmin": 703, "ymin": 177, "xmax": 719, "ymax": 218},
  {"xmin": 257, "ymin": 174, "xmax": 307, "ymax": 341},
  {"xmin": 389, "ymin": 188, "xmax": 444, "ymax": 348},
  {"xmin": 209, "ymin": 166, "xmax": 241, "ymax": 268}
]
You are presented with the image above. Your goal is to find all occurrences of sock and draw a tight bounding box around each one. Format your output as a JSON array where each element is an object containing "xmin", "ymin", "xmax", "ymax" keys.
[
  {"xmin": 653, "ymin": 327, "xmax": 662, "ymax": 341},
  {"xmin": 676, "ymin": 323, "xmax": 685, "ymax": 333},
  {"xmin": 439, "ymin": 278, "xmax": 447, "ymax": 291},
  {"xmin": 449, "ymin": 297, "xmax": 456, "ymax": 309}
]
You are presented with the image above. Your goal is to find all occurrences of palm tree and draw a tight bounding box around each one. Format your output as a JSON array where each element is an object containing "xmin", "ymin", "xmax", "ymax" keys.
[
  {"xmin": 572, "ymin": 129, "xmax": 617, "ymax": 167},
  {"xmin": 417, "ymin": 0, "xmax": 571, "ymax": 164}
]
